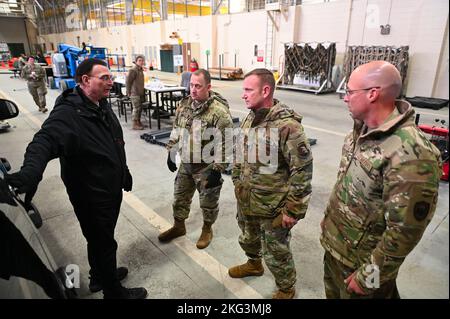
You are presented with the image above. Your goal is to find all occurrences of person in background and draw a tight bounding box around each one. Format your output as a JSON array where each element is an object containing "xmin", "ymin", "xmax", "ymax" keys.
[
  {"xmin": 126, "ymin": 55, "xmax": 146, "ymax": 130},
  {"xmin": 35, "ymin": 51, "xmax": 47, "ymax": 66},
  {"xmin": 21, "ymin": 56, "xmax": 48, "ymax": 113}
]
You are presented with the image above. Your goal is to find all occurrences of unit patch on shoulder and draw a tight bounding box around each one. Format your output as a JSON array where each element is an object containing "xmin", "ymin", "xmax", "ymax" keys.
[
  {"xmin": 413, "ymin": 201, "xmax": 430, "ymax": 221},
  {"xmin": 297, "ymin": 143, "xmax": 310, "ymax": 157}
]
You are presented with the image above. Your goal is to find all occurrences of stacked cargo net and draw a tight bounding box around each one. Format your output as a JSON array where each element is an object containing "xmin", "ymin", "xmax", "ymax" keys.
[
  {"xmin": 281, "ymin": 42, "xmax": 336, "ymax": 92},
  {"xmin": 342, "ymin": 46, "xmax": 409, "ymax": 92}
]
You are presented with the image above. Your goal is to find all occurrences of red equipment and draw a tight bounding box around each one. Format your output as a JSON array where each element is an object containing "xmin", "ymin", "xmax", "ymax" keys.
[
  {"xmin": 416, "ymin": 115, "xmax": 449, "ymax": 181},
  {"xmin": 189, "ymin": 59, "xmax": 199, "ymax": 72},
  {"xmin": 8, "ymin": 57, "xmax": 18, "ymax": 69}
]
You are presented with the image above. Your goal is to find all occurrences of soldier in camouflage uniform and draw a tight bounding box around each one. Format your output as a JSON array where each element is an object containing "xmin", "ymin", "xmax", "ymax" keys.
[
  {"xmin": 320, "ymin": 61, "xmax": 442, "ymax": 299},
  {"xmin": 21, "ymin": 56, "xmax": 48, "ymax": 113},
  {"xmin": 126, "ymin": 55, "xmax": 146, "ymax": 130},
  {"xmin": 228, "ymin": 69, "xmax": 313, "ymax": 299},
  {"xmin": 158, "ymin": 69, "xmax": 234, "ymax": 249}
]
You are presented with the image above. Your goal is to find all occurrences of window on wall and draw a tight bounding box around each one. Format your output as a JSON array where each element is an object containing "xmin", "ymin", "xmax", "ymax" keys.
[
  {"xmin": 181, "ymin": 0, "xmax": 205, "ymax": 17},
  {"xmin": 185, "ymin": 0, "xmax": 201, "ymax": 17},
  {"xmin": 214, "ymin": 0, "xmax": 229, "ymax": 14},
  {"xmin": 105, "ymin": 0, "xmax": 117, "ymax": 26},
  {"xmin": 106, "ymin": 0, "xmax": 126, "ymax": 26},
  {"xmin": 134, "ymin": 0, "xmax": 145, "ymax": 24},
  {"xmin": 86, "ymin": 0, "xmax": 98, "ymax": 29},
  {"xmin": 301, "ymin": 0, "xmax": 339, "ymax": 3},
  {"xmin": 229, "ymin": 0, "xmax": 246, "ymax": 13},
  {"xmin": 0, "ymin": 0, "xmax": 25, "ymax": 15},
  {"xmin": 142, "ymin": 0, "xmax": 161, "ymax": 22},
  {"xmin": 168, "ymin": 0, "xmax": 188, "ymax": 20},
  {"xmin": 199, "ymin": 0, "xmax": 212, "ymax": 16}
]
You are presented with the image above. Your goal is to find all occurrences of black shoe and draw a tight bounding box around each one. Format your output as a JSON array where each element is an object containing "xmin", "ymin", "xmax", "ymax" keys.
[
  {"xmin": 103, "ymin": 286, "xmax": 148, "ymax": 299},
  {"xmin": 89, "ymin": 267, "xmax": 129, "ymax": 293}
]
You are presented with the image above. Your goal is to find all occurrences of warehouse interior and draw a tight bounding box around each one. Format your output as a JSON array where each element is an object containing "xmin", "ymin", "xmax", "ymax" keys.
[{"xmin": 0, "ymin": 0, "xmax": 448, "ymax": 300}]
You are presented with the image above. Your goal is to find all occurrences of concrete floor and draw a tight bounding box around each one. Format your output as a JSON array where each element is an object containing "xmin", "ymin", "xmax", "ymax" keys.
[{"xmin": 0, "ymin": 71, "xmax": 448, "ymax": 299}]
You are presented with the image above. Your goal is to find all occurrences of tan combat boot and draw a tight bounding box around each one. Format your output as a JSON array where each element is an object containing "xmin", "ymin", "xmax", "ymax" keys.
[
  {"xmin": 272, "ymin": 287, "xmax": 296, "ymax": 299},
  {"xmin": 228, "ymin": 259, "xmax": 264, "ymax": 278},
  {"xmin": 158, "ymin": 218, "xmax": 186, "ymax": 242},
  {"xmin": 196, "ymin": 222, "xmax": 213, "ymax": 249},
  {"xmin": 138, "ymin": 119, "xmax": 147, "ymax": 129},
  {"xmin": 132, "ymin": 120, "xmax": 144, "ymax": 130}
]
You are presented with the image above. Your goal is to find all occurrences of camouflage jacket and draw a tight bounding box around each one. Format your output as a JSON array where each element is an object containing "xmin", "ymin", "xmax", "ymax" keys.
[
  {"xmin": 126, "ymin": 65, "xmax": 145, "ymax": 96},
  {"xmin": 166, "ymin": 91, "xmax": 233, "ymax": 172},
  {"xmin": 232, "ymin": 100, "xmax": 313, "ymax": 219},
  {"xmin": 320, "ymin": 100, "xmax": 442, "ymax": 292},
  {"xmin": 21, "ymin": 63, "xmax": 46, "ymax": 83}
]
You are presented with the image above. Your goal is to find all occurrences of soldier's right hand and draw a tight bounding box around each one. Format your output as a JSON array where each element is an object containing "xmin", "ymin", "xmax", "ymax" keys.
[{"xmin": 167, "ymin": 152, "xmax": 177, "ymax": 172}]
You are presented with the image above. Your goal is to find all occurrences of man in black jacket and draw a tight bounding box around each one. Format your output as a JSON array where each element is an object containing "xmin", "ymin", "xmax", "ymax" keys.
[{"xmin": 6, "ymin": 58, "xmax": 147, "ymax": 299}]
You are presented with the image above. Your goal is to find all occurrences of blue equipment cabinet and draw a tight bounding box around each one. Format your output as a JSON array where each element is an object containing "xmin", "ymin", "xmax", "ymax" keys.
[{"xmin": 51, "ymin": 43, "xmax": 108, "ymax": 90}]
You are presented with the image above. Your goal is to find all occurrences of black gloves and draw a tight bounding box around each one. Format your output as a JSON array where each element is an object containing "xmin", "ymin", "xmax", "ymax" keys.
[
  {"xmin": 206, "ymin": 169, "xmax": 222, "ymax": 189},
  {"xmin": 5, "ymin": 172, "xmax": 32, "ymax": 194},
  {"xmin": 5, "ymin": 172, "xmax": 37, "ymax": 207},
  {"xmin": 0, "ymin": 177, "xmax": 17, "ymax": 206},
  {"xmin": 123, "ymin": 169, "xmax": 133, "ymax": 192},
  {"xmin": 167, "ymin": 151, "xmax": 177, "ymax": 173}
]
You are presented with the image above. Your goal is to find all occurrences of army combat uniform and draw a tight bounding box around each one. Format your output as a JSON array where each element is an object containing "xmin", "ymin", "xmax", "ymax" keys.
[
  {"xmin": 166, "ymin": 91, "xmax": 233, "ymax": 225},
  {"xmin": 320, "ymin": 100, "xmax": 442, "ymax": 299},
  {"xmin": 21, "ymin": 63, "xmax": 47, "ymax": 112},
  {"xmin": 125, "ymin": 64, "xmax": 145, "ymax": 124},
  {"xmin": 232, "ymin": 101, "xmax": 313, "ymax": 294}
]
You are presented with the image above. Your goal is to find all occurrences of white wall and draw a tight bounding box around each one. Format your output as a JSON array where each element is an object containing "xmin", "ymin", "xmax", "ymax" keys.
[
  {"xmin": 163, "ymin": 15, "xmax": 213, "ymax": 69},
  {"xmin": 275, "ymin": 6, "xmax": 300, "ymax": 69},
  {"xmin": 293, "ymin": 0, "xmax": 449, "ymax": 97},
  {"xmin": 296, "ymin": 0, "xmax": 351, "ymax": 53},
  {"xmin": 349, "ymin": 0, "xmax": 448, "ymax": 97},
  {"xmin": 433, "ymin": 18, "xmax": 449, "ymax": 100},
  {"xmin": 216, "ymin": 11, "xmax": 267, "ymax": 70},
  {"xmin": 40, "ymin": 0, "xmax": 449, "ymax": 98}
]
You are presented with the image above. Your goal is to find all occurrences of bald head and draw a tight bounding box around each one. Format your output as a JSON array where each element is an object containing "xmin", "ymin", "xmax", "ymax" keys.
[{"xmin": 350, "ymin": 61, "xmax": 402, "ymax": 101}]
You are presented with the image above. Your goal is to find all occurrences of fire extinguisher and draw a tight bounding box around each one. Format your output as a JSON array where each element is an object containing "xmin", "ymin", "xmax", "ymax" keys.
[{"xmin": 189, "ymin": 59, "xmax": 198, "ymax": 72}]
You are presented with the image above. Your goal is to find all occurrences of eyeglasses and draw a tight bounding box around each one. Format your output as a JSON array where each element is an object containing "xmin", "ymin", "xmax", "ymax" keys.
[
  {"xmin": 89, "ymin": 75, "xmax": 116, "ymax": 82},
  {"xmin": 344, "ymin": 86, "xmax": 380, "ymax": 96}
]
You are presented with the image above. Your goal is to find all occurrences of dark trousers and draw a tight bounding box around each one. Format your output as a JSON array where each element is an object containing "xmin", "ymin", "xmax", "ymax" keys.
[
  {"xmin": 71, "ymin": 194, "xmax": 122, "ymax": 293},
  {"xmin": 0, "ymin": 210, "xmax": 64, "ymax": 298}
]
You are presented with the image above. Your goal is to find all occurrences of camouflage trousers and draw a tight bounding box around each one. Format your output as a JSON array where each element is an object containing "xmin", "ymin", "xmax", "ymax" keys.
[
  {"xmin": 173, "ymin": 163, "xmax": 223, "ymax": 224},
  {"xmin": 130, "ymin": 95, "xmax": 144, "ymax": 121},
  {"xmin": 323, "ymin": 251, "xmax": 400, "ymax": 299},
  {"xmin": 27, "ymin": 81, "xmax": 47, "ymax": 109},
  {"xmin": 237, "ymin": 208, "xmax": 296, "ymax": 291}
]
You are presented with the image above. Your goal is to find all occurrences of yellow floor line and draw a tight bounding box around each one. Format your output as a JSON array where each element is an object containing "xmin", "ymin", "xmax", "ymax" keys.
[
  {"xmin": 124, "ymin": 192, "xmax": 263, "ymax": 299},
  {"xmin": 0, "ymin": 89, "xmax": 42, "ymax": 128}
]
